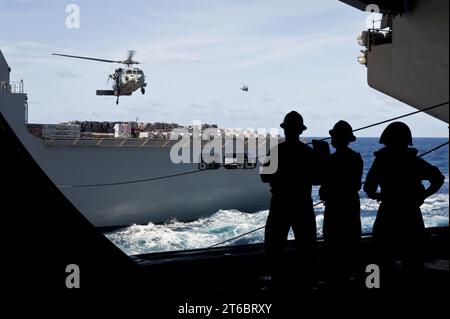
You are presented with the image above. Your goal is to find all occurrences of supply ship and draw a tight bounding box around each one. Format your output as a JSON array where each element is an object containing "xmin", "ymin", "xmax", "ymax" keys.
[{"xmin": 0, "ymin": 55, "xmax": 271, "ymax": 228}]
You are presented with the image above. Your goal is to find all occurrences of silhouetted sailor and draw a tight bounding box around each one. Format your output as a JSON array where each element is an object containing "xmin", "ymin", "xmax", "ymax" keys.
[
  {"xmin": 319, "ymin": 120, "xmax": 363, "ymax": 286},
  {"xmin": 364, "ymin": 122, "xmax": 444, "ymax": 284},
  {"xmin": 261, "ymin": 111, "xmax": 319, "ymax": 291}
]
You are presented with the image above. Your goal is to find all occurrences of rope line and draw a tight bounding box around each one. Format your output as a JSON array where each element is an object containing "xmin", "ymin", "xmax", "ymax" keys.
[
  {"xmin": 58, "ymin": 169, "xmax": 208, "ymax": 188},
  {"xmin": 207, "ymin": 140, "xmax": 449, "ymax": 248},
  {"xmin": 417, "ymin": 141, "xmax": 449, "ymax": 158},
  {"xmin": 208, "ymin": 200, "xmax": 325, "ymax": 248},
  {"xmin": 57, "ymin": 101, "xmax": 448, "ymax": 188},
  {"xmin": 306, "ymin": 101, "xmax": 448, "ymax": 145}
]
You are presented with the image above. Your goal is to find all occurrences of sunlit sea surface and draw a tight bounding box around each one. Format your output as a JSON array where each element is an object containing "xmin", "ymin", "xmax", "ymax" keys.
[{"xmin": 106, "ymin": 138, "xmax": 449, "ymax": 255}]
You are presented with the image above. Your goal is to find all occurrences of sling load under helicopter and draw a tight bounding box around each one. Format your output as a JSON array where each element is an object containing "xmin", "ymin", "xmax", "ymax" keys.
[{"xmin": 52, "ymin": 50, "xmax": 147, "ymax": 105}]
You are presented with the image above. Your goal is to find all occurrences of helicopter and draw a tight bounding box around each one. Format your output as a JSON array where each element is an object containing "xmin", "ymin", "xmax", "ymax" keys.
[
  {"xmin": 240, "ymin": 84, "xmax": 249, "ymax": 92},
  {"xmin": 52, "ymin": 50, "xmax": 147, "ymax": 105}
]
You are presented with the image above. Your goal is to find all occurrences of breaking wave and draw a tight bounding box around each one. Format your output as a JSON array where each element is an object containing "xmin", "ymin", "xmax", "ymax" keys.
[{"xmin": 106, "ymin": 193, "xmax": 448, "ymax": 256}]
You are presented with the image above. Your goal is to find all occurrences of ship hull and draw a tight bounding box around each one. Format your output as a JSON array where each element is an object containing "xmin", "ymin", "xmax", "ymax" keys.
[{"xmin": 0, "ymin": 93, "xmax": 270, "ymax": 227}]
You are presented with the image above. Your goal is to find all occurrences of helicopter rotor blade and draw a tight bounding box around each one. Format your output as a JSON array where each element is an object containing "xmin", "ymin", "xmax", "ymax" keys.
[
  {"xmin": 52, "ymin": 53, "xmax": 122, "ymax": 64},
  {"xmin": 121, "ymin": 50, "xmax": 140, "ymax": 65},
  {"xmin": 127, "ymin": 50, "xmax": 135, "ymax": 61},
  {"xmin": 124, "ymin": 60, "xmax": 140, "ymax": 65}
]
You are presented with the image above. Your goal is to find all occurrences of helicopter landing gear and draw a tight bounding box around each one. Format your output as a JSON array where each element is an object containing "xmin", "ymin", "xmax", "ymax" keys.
[
  {"xmin": 115, "ymin": 88, "xmax": 120, "ymax": 105},
  {"xmin": 141, "ymin": 87, "xmax": 145, "ymax": 95}
]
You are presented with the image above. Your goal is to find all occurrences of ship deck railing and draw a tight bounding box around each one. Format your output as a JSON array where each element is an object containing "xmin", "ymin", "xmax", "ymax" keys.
[
  {"xmin": 42, "ymin": 136, "xmax": 273, "ymax": 148},
  {"xmin": 0, "ymin": 80, "xmax": 24, "ymax": 93}
]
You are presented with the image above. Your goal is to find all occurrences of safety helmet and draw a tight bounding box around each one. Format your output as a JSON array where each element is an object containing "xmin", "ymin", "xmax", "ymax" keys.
[
  {"xmin": 379, "ymin": 121, "xmax": 413, "ymax": 147},
  {"xmin": 329, "ymin": 120, "xmax": 356, "ymax": 143},
  {"xmin": 280, "ymin": 111, "xmax": 307, "ymax": 131}
]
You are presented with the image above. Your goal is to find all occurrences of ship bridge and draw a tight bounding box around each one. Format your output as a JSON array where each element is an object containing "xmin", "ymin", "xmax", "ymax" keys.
[
  {"xmin": 0, "ymin": 50, "xmax": 24, "ymax": 94},
  {"xmin": 0, "ymin": 50, "xmax": 28, "ymax": 123}
]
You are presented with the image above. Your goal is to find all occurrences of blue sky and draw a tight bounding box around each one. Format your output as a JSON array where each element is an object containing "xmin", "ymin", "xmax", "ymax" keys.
[{"xmin": 1, "ymin": 0, "xmax": 448, "ymax": 137}]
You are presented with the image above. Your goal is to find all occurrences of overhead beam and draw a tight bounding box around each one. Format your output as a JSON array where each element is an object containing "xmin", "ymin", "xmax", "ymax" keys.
[{"xmin": 338, "ymin": 0, "xmax": 415, "ymax": 13}]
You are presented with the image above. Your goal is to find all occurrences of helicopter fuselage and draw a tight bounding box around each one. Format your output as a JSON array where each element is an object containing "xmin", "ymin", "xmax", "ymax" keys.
[
  {"xmin": 52, "ymin": 51, "xmax": 147, "ymax": 105},
  {"xmin": 112, "ymin": 67, "xmax": 147, "ymax": 96}
]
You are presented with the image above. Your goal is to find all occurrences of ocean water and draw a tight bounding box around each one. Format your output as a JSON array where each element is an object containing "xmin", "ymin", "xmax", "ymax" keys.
[{"xmin": 106, "ymin": 138, "xmax": 449, "ymax": 256}]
